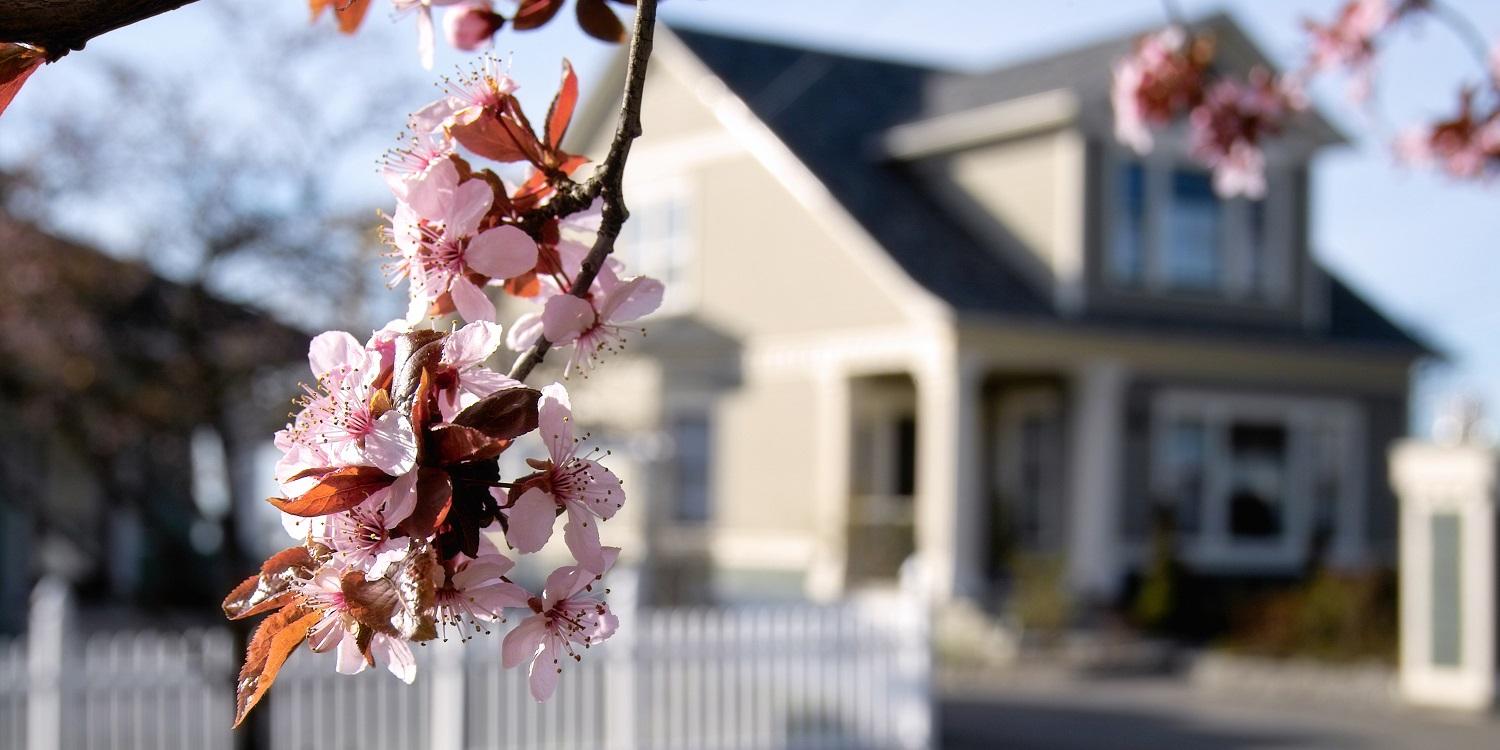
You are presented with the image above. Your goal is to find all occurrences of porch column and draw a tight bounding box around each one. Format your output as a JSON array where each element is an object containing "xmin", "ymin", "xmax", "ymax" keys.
[
  {"xmin": 915, "ymin": 354, "xmax": 985, "ymax": 602},
  {"xmin": 1065, "ymin": 359, "xmax": 1127, "ymax": 603}
]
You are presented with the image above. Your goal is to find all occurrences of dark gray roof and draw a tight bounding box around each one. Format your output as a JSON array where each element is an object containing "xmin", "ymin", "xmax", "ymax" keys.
[{"xmin": 671, "ymin": 24, "xmax": 1429, "ymax": 356}]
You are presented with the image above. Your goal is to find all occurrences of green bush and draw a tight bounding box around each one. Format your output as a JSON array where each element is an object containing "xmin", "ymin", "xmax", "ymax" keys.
[{"xmin": 1222, "ymin": 569, "xmax": 1397, "ymax": 663}]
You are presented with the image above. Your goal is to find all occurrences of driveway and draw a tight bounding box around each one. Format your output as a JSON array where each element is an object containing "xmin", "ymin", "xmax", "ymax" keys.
[{"xmin": 939, "ymin": 673, "xmax": 1499, "ymax": 749}]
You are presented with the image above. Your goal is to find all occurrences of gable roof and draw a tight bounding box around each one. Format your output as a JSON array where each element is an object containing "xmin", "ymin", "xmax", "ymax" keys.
[{"xmin": 668, "ymin": 21, "xmax": 1429, "ymax": 356}]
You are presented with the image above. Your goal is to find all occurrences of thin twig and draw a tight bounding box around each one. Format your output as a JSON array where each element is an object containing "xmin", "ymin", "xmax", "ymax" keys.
[
  {"xmin": 507, "ymin": 0, "xmax": 658, "ymax": 382},
  {"xmin": 1428, "ymin": 1, "xmax": 1497, "ymax": 88}
]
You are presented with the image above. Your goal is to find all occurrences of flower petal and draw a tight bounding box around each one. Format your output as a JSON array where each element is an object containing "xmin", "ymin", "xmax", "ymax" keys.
[
  {"xmin": 376, "ymin": 635, "xmax": 418, "ymax": 684},
  {"xmin": 447, "ymin": 178, "xmax": 494, "ymax": 238},
  {"xmin": 308, "ymin": 331, "xmax": 364, "ymax": 379},
  {"xmin": 366, "ymin": 412, "xmax": 418, "ymax": 477},
  {"xmin": 383, "ymin": 469, "xmax": 420, "ymax": 527},
  {"xmin": 466, "ymin": 225, "xmax": 539, "ymax": 281},
  {"xmin": 528, "ymin": 639, "xmax": 561, "ymax": 702},
  {"xmin": 506, "ymin": 310, "xmax": 545, "ymax": 351},
  {"xmin": 442, "ymin": 320, "xmax": 504, "ymax": 369},
  {"xmin": 505, "ymin": 487, "xmax": 557, "ymax": 554},
  {"xmin": 599, "ymin": 275, "xmax": 663, "ymax": 323},
  {"xmin": 336, "ymin": 635, "xmax": 367, "ymax": 675},
  {"xmin": 540, "ymin": 294, "xmax": 595, "ymax": 345},
  {"xmin": 450, "ymin": 276, "xmax": 496, "ymax": 324},
  {"xmin": 563, "ymin": 506, "xmax": 606, "ymax": 574},
  {"xmin": 501, "ymin": 616, "xmax": 547, "ymax": 669}
]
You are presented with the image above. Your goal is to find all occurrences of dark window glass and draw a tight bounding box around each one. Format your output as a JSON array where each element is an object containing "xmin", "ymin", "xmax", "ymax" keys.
[
  {"xmin": 1110, "ymin": 161, "xmax": 1147, "ymax": 285},
  {"xmin": 894, "ymin": 415, "xmax": 917, "ymax": 497},
  {"xmin": 671, "ymin": 416, "xmax": 711, "ymax": 523},
  {"xmin": 1227, "ymin": 422, "xmax": 1287, "ymax": 539},
  {"xmin": 1166, "ymin": 170, "xmax": 1223, "ymax": 290}
]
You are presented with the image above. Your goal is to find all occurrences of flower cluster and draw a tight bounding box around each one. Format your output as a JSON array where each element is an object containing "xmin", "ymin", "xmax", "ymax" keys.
[
  {"xmin": 1302, "ymin": 0, "xmax": 1429, "ymax": 102},
  {"xmin": 1111, "ymin": 25, "xmax": 1303, "ymax": 199},
  {"xmin": 225, "ymin": 59, "xmax": 655, "ymax": 727},
  {"xmin": 1396, "ymin": 89, "xmax": 1500, "ymax": 180}
]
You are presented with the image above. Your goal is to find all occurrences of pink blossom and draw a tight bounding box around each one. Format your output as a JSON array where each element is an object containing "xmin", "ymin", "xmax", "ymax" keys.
[
  {"xmin": 500, "ymin": 551, "xmax": 620, "ymax": 701},
  {"xmin": 444, "ymin": 3, "xmax": 503, "ymax": 51},
  {"xmin": 392, "ymin": 0, "xmax": 467, "ymax": 70},
  {"xmin": 507, "ymin": 271, "xmax": 663, "ymax": 375},
  {"xmin": 434, "ymin": 549, "xmax": 530, "ymax": 640},
  {"xmin": 390, "ymin": 158, "xmax": 539, "ymax": 323},
  {"xmin": 1111, "ymin": 26, "xmax": 1205, "ymax": 153},
  {"xmin": 326, "ymin": 475, "xmax": 420, "ymax": 575},
  {"xmin": 301, "ymin": 563, "xmax": 418, "ymax": 683},
  {"xmin": 435, "ymin": 320, "xmax": 523, "ymax": 421},
  {"xmin": 1188, "ymin": 70, "xmax": 1300, "ymax": 199},
  {"xmin": 504, "ymin": 383, "xmax": 624, "ymax": 572},
  {"xmin": 1395, "ymin": 92, "xmax": 1500, "ymax": 180}
]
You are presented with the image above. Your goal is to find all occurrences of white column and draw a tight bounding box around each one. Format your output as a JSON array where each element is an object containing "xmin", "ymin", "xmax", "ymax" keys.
[
  {"xmin": 27, "ymin": 577, "xmax": 73, "ymax": 750},
  {"xmin": 1391, "ymin": 441, "xmax": 1497, "ymax": 713},
  {"xmin": 915, "ymin": 354, "xmax": 985, "ymax": 602},
  {"xmin": 1065, "ymin": 360, "xmax": 1127, "ymax": 602},
  {"xmin": 806, "ymin": 369, "xmax": 852, "ymax": 601}
]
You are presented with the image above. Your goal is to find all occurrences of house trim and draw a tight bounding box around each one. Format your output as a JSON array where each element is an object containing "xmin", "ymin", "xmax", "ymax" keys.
[{"xmin": 879, "ymin": 89, "xmax": 1079, "ymax": 160}]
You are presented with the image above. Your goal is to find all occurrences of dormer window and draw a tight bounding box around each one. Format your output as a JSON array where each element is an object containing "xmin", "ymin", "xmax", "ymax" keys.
[{"xmin": 1106, "ymin": 155, "xmax": 1287, "ymax": 303}]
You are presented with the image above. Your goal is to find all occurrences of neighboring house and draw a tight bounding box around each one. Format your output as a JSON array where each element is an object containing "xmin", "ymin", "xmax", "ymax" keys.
[
  {"xmin": 0, "ymin": 216, "xmax": 307, "ymax": 633},
  {"xmin": 557, "ymin": 16, "xmax": 1430, "ymax": 608}
]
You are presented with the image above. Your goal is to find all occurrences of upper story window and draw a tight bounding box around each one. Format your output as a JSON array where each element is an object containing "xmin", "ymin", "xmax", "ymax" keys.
[
  {"xmin": 621, "ymin": 177, "xmax": 693, "ymax": 314},
  {"xmin": 1107, "ymin": 155, "xmax": 1286, "ymax": 303}
]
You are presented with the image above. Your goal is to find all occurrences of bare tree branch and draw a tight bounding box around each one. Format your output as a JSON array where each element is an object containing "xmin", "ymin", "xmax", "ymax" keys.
[
  {"xmin": 0, "ymin": 0, "xmax": 201, "ymax": 57},
  {"xmin": 508, "ymin": 0, "xmax": 657, "ymax": 382}
]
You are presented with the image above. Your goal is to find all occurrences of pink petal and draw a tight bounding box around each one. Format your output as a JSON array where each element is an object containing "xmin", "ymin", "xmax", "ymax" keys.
[
  {"xmin": 540, "ymin": 295, "xmax": 595, "ymax": 345},
  {"xmin": 528, "ymin": 640, "xmax": 562, "ymax": 702},
  {"xmin": 408, "ymin": 157, "xmax": 459, "ymax": 220},
  {"xmin": 447, "ymin": 178, "xmax": 494, "ymax": 239},
  {"xmin": 417, "ymin": 8, "xmax": 436, "ymax": 70},
  {"xmin": 307, "ymin": 616, "xmax": 344, "ymax": 653},
  {"xmin": 450, "ymin": 276, "xmax": 496, "ymax": 324},
  {"xmin": 452, "ymin": 554, "xmax": 515, "ymax": 590},
  {"xmin": 375, "ymin": 635, "xmax": 418, "ymax": 684},
  {"xmin": 466, "ymin": 225, "xmax": 538, "ymax": 281},
  {"xmin": 307, "ymin": 331, "xmax": 364, "ymax": 378},
  {"xmin": 543, "ymin": 565, "xmax": 589, "ymax": 607},
  {"xmin": 599, "ymin": 275, "xmax": 663, "ymax": 323},
  {"xmin": 576, "ymin": 459, "xmax": 624, "ymax": 520},
  {"xmin": 408, "ymin": 97, "xmax": 458, "ymax": 136},
  {"xmin": 502, "ymin": 616, "xmax": 548, "ymax": 669},
  {"xmin": 442, "ymin": 320, "xmax": 504, "ymax": 369},
  {"xmin": 538, "ymin": 383, "xmax": 574, "ymax": 462},
  {"xmin": 505, "ymin": 488, "xmax": 558, "ymax": 554},
  {"xmin": 366, "ymin": 412, "xmax": 418, "ymax": 476},
  {"xmin": 563, "ymin": 506, "xmax": 606, "ymax": 574},
  {"xmin": 336, "ymin": 636, "xmax": 367, "ymax": 675},
  {"xmin": 467, "ymin": 579, "xmax": 533, "ymax": 616},
  {"xmin": 383, "ymin": 469, "xmax": 420, "ymax": 527},
  {"xmin": 460, "ymin": 369, "xmax": 521, "ymax": 402},
  {"xmin": 506, "ymin": 311, "xmax": 545, "ymax": 351}
]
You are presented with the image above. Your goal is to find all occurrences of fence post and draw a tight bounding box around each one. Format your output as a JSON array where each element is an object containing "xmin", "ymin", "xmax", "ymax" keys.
[
  {"xmin": 26, "ymin": 577, "xmax": 73, "ymax": 750},
  {"xmin": 896, "ymin": 560, "xmax": 934, "ymax": 750},
  {"xmin": 428, "ymin": 637, "xmax": 467, "ymax": 750},
  {"xmin": 605, "ymin": 567, "xmax": 640, "ymax": 750}
]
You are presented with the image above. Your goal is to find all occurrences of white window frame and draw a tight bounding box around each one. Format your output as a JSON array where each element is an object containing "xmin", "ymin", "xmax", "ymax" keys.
[
  {"xmin": 1148, "ymin": 390, "xmax": 1366, "ymax": 572},
  {"xmin": 1102, "ymin": 142, "xmax": 1292, "ymax": 305},
  {"xmin": 619, "ymin": 174, "xmax": 696, "ymax": 316}
]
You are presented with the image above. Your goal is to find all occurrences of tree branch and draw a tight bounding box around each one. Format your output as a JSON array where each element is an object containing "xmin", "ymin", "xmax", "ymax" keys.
[
  {"xmin": 0, "ymin": 0, "xmax": 201, "ymax": 57},
  {"xmin": 507, "ymin": 0, "xmax": 657, "ymax": 382}
]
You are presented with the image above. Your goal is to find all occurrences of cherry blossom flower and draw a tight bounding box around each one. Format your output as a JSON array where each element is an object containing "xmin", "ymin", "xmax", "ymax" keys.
[
  {"xmin": 1395, "ymin": 90, "xmax": 1500, "ymax": 180},
  {"xmin": 301, "ymin": 563, "xmax": 419, "ymax": 683},
  {"xmin": 1111, "ymin": 26, "xmax": 1207, "ymax": 153},
  {"xmin": 435, "ymin": 320, "xmax": 524, "ymax": 420},
  {"xmin": 1303, "ymin": 0, "xmax": 1394, "ymax": 102},
  {"xmin": 393, "ymin": 0, "xmax": 467, "ymax": 70},
  {"xmin": 434, "ymin": 546, "xmax": 530, "ymax": 640},
  {"xmin": 444, "ymin": 3, "xmax": 504, "ymax": 51},
  {"xmin": 1187, "ymin": 70, "xmax": 1301, "ymax": 198},
  {"xmin": 501, "ymin": 551, "xmax": 620, "ymax": 701},
  {"xmin": 326, "ymin": 475, "xmax": 420, "ymax": 575},
  {"xmin": 389, "ymin": 157, "xmax": 539, "ymax": 323},
  {"xmin": 506, "ymin": 269, "xmax": 662, "ymax": 375},
  {"xmin": 504, "ymin": 383, "xmax": 624, "ymax": 572}
]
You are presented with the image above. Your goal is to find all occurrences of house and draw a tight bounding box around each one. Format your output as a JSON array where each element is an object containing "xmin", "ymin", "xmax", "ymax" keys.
[
  {"xmin": 0, "ymin": 216, "xmax": 307, "ymax": 632},
  {"xmin": 557, "ymin": 16, "xmax": 1430, "ymax": 609}
]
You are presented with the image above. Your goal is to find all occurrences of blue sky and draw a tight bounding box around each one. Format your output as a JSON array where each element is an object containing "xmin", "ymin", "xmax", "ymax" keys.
[{"xmin": 3, "ymin": 0, "xmax": 1497, "ymax": 435}]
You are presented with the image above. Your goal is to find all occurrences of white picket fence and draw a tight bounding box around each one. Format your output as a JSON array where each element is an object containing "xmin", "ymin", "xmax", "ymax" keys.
[{"xmin": 0, "ymin": 580, "xmax": 931, "ymax": 750}]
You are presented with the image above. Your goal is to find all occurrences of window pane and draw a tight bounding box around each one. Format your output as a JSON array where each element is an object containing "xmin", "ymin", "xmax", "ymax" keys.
[
  {"xmin": 1165, "ymin": 420, "xmax": 1206, "ymax": 534},
  {"xmin": 1166, "ymin": 170, "xmax": 1223, "ymax": 290},
  {"xmin": 894, "ymin": 415, "xmax": 917, "ymax": 497},
  {"xmin": 1247, "ymin": 198, "xmax": 1268, "ymax": 299},
  {"xmin": 671, "ymin": 417, "xmax": 712, "ymax": 523},
  {"xmin": 1109, "ymin": 161, "xmax": 1147, "ymax": 285},
  {"xmin": 1227, "ymin": 422, "xmax": 1286, "ymax": 539}
]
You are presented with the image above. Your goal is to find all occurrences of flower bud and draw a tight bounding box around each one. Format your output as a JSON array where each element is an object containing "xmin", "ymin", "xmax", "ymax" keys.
[{"xmin": 444, "ymin": 3, "xmax": 504, "ymax": 51}]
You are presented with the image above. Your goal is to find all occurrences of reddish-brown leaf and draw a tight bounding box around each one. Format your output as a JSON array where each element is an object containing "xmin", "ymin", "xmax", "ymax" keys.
[
  {"xmin": 308, "ymin": 0, "xmax": 372, "ymax": 33},
  {"xmin": 430, "ymin": 423, "xmax": 508, "ymax": 465},
  {"xmin": 233, "ymin": 604, "xmax": 320, "ymax": 727},
  {"xmin": 545, "ymin": 59, "xmax": 580, "ymax": 150},
  {"xmin": 286, "ymin": 466, "xmax": 339, "ymax": 483},
  {"xmin": 576, "ymin": 0, "xmax": 626, "ymax": 43},
  {"xmin": 451, "ymin": 111, "xmax": 535, "ymax": 162},
  {"xmin": 340, "ymin": 542, "xmax": 439, "ymax": 641},
  {"xmin": 394, "ymin": 467, "xmax": 454, "ymax": 538},
  {"xmin": 0, "ymin": 44, "xmax": 44, "ymax": 119},
  {"xmin": 452, "ymin": 387, "xmax": 541, "ymax": 440},
  {"xmin": 223, "ymin": 546, "xmax": 316, "ymax": 620},
  {"xmin": 512, "ymin": 0, "xmax": 566, "ymax": 29},
  {"xmin": 268, "ymin": 466, "xmax": 395, "ymax": 517},
  {"xmin": 393, "ymin": 330, "xmax": 445, "ymax": 410}
]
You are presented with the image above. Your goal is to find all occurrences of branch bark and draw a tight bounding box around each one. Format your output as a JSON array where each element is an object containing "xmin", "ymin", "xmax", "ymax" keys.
[
  {"xmin": 0, "ymin": 0, "xmax": 201, "ymax": 56},
  {"xmin": 507, "ymin": 0, "xmax": 657, "ymax": 382}
]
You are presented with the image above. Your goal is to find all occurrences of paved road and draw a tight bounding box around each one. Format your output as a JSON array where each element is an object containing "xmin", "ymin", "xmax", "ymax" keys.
[{"xmin": 940, "ymin": 674, "xmax": 1499, "ymax": 749}]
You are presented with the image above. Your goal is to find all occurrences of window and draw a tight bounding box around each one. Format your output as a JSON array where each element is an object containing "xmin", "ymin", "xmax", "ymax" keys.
[
  {"xmin": 1107, "ymin": 155, "xmax": 1285, "ymax": 301},
  {"xmin": 1109, "ymin": 161, "xmax": 1147, "ymax": 285},
  {"xmin": 669, "ymin": 416, "xmax": 712, "ymax": 523},
  {"xmin": 1151, "ymin": 393, "xmax": 1359, "ymax": 568},
  {"xmin": 1165, "ymin": 170, "xmax": 1224, "ymax": 290},
  {"xmin": 853, "ymin": 414, "xmax": 917, "ymax": 499},
  {"xmin": 621, "ymin": 180, "xmax": 692, "ymax": 311}
]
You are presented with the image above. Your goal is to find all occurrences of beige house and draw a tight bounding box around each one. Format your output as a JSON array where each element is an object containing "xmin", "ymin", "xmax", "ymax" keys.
[{"xmin": 558, "ymin": 17, "xmax": 1428, "ymax": 608}]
